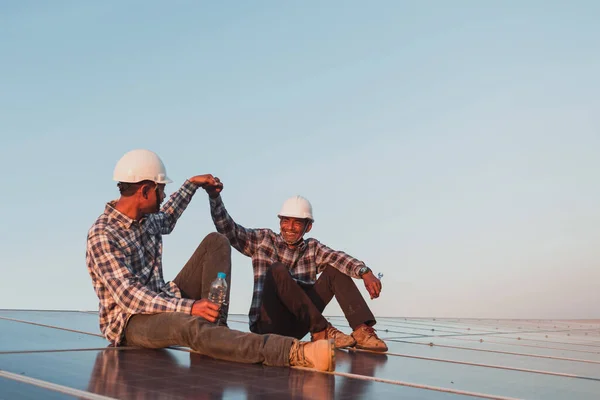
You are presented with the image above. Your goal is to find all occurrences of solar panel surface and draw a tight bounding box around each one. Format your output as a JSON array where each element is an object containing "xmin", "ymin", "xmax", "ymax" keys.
[{"xmin": 1, "ymin": 311, "xmax": 599, "ymax": 399}]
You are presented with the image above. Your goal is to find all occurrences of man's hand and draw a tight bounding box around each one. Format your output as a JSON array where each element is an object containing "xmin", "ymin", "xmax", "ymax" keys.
[
  {"xmin": 362, "ymin": 272, "xmax": 382, "ymax": 299},
  {"xmin": 191, "ymin": 299, "xmax": 220, "ymax": 322},
  {"xmin": 189, "ymin": 174, "xmax": 224, "ymax": 198}
]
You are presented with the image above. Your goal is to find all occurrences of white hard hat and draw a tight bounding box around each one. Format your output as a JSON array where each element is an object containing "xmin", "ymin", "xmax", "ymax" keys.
[
  {"xmin": 113, "ymin": 149, "xmax": 173, "ymax": 184},
  {"xmin": 278, "ymin": 195, "xmax": 314, "ymax": 221}
]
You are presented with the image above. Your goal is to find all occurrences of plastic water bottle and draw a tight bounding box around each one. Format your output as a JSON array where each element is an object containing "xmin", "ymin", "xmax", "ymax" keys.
[{"xmin": 208, "ymin": 272, "xmax": 228, "ymax": 325}]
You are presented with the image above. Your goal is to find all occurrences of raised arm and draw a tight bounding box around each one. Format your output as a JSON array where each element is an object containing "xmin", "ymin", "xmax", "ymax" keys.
[
  {"xmin": 148, "ymin": 175, "xmax": 223, "ymax": 235},
  {"xmin": 209, "ymin": 194, "xmax": 263, "ymax": 257},
  {"xmin": 147, "ymin": 180, "xmax": 198, "ymax": 235}
]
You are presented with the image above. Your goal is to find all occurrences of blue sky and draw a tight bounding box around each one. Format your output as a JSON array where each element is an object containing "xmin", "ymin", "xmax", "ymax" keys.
[{"xmin": 1, "ymin": 1, "xmax": 599, "ymax": 320}]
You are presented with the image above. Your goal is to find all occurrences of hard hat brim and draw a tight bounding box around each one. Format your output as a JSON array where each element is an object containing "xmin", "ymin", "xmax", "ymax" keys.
[
  {"xmin": 112, "ymin": 176, "xmax": 173, "ymax": 184},
  {"xmin": 277, "ymin": 213, "xmax": 314, "ymax": 222}
]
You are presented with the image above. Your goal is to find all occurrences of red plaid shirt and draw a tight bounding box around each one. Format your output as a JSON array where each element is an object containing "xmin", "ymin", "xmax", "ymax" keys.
[{"xmin": 86, "ymin": 180, "xmax": 198, "ymax": 345}]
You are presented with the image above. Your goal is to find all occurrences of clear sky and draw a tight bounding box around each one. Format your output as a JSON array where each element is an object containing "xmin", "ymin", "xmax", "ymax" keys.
[{"xmin": 1, "ymin": 1, "xmax": 599, "ymax": 320}]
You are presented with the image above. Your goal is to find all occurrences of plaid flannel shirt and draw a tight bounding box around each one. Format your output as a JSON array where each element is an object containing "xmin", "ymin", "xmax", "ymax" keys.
[
  {"xmin": 86, "ymin": 180, "xmax": 198, "ymax": 345},
  {"xmin": 209, "ymin": 195, "xmax": 366, "ymax": 332}
]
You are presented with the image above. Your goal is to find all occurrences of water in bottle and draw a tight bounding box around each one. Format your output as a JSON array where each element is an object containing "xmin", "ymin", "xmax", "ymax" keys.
[{"xmin": 208, "ymin": 272, "xmax": 228, "ymax": 325}]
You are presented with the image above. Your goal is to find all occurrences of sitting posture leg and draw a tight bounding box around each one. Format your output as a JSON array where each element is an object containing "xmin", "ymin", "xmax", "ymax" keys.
[
  {"xmin": 173, "ymin": 232, "xmax": 232, "ymax": 325},
  {"xmin": 255, "ymin": 263, "xmax": 329, "ymax": 339},
  {"xmin": 309, "ymin": 266, "xmax": 388, "ymax": 352},
  {"xmin": 125, "ymin": 312, "xmax": 336, "ymax": 371},
  {"xmin": 256, "ymin": 263, "xmax": 354, "ymax": 349}
]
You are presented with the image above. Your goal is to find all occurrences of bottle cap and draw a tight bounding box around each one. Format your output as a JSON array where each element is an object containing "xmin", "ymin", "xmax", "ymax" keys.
[{"xmin": 217, "ymin": 272, "xmax": 226, "ymax": 279}]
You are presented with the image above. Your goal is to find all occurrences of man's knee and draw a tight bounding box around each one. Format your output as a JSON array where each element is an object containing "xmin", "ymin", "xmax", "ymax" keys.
[
  {"xmin": 198, "ymin": 232, "xmax": 231, "ymax": 256},
  {"xmin": 203, "ymin": 232, "xmax": 230, "ymax": 247},
  {"xmin": 266, "ymin": 263, "xmax": 290, "ymax": 281}
]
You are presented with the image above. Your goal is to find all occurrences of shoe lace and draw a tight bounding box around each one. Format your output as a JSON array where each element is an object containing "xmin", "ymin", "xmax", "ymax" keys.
[
  {"xmin": 326, "ymin": 325, "xmax": 344, "ymax": 338},
  {"xmin": 290, "ymin": 341, "xmax": 312, "ymax": 368},
  {"xmin": 361, "ymin": 325, "xmax": 378, "ymax": 339}
]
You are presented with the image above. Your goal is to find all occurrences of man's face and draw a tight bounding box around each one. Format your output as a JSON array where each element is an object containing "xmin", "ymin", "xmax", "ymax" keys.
[{"xmin": 279, "ymin": 216, "xmax": 311, "ymax": 244}]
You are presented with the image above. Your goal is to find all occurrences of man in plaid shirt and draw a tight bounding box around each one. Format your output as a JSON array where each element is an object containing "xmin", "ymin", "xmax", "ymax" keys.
[
  {"xmin": 86, "ymin": 149, "xmax": 336, "ymax": 371},
  {"xmin": 209, "ymin": 185, "xmax": 388, "ymax": 352}
]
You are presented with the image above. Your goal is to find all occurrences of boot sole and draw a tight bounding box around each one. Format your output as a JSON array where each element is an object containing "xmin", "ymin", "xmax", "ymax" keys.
[
  {"xmin": 327, "ymin": 339, "xmax": 336, "ymax": 371},
  {"xmin": 335, "ymin": 338, "xmax": 357, "ymax": 349},
  {"xmin": 354, "ymin": 344, "xmax": 388, "ymax": 352}
]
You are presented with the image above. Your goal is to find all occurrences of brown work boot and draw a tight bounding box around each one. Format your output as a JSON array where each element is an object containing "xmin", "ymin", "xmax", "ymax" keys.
[
  {"xmin": 311, "ymin": 324, "xmax": 357, "ymax": 349},
  {"xmin": 289, "ymin": 339, "xmax": 336, "ymax": 372},
  {"xmin": 352, "ymin": 324, "xmax": 388, "ymax": 352}
]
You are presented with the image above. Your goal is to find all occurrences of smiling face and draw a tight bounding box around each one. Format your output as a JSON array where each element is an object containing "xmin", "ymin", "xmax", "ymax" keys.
[{"xmin": 279, "ymin": 216, "xmax": 312, "ymax": 246}]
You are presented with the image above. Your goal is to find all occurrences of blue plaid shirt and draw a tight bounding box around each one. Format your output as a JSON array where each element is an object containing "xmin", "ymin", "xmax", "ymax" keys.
[
  {"xmin": 86, "ymin": 180, "xmax": 198, "ymax": 345},
  {"xmin": 209, "ymin": 195, "xmax": 367, "ymax": 332}
]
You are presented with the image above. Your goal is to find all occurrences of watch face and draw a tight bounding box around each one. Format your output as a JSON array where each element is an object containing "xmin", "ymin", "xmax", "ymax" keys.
[{"xmin": 360, "ymin": 267, "xmax": 368, "ymax": 276}]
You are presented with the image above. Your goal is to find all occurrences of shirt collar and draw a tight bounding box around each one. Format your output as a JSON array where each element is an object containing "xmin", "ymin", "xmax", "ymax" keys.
[
  {"xmin": 276, "ymin": 234, "xmax": 307, "ymax": 251},
  {"xmin": 105, "ymin": 201, "xmax": 136, "ymax": 229}
]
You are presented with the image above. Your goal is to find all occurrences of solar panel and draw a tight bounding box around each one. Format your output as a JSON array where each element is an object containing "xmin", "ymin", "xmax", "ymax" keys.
[
  {"xmin": 0, "ymin": 319, "xmax": 105, "ymax": 353},
  {"xmin": 1, "ymin": 311, "xmax": 599, "ymax": 399},
  {"xmin": 0, "ymin": 376, "xmax": 77, "ymax": 400},
  {"xmin": 0, "ymin": 311, "xmax": 101, "ymax": 336}
]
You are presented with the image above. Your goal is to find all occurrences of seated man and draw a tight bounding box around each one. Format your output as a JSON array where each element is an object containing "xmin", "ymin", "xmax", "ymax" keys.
[
  {"xmin": 86, "ymin": 149, "xmax": 334, "ymax": 371},
  {"xmin": 208, "ymin": 181, "xmax": 387, "ymax": 352}
]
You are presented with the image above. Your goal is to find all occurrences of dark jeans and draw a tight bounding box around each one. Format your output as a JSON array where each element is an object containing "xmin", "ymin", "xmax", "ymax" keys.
[
  {"xmin": 254, "ymin": 263, "xmax": 376, "ymax": 339},
  {"xmin": 124, "ymin": 233, "xmax": 294, "ymax": 367}
]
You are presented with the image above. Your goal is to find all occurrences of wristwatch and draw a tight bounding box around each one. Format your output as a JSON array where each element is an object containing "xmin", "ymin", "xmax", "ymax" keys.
[{"xmin": 358, "ymin": 266, "xmax": 371, "ymax": 278}]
